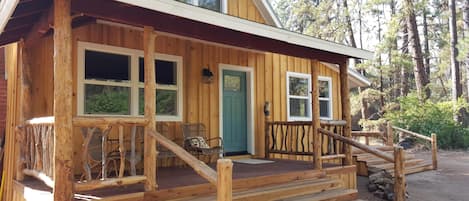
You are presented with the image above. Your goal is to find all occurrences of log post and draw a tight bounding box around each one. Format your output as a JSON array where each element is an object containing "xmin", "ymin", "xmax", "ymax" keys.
[
  {"xmin": 264, "ymin": 102, "xmax": 271, "ymax": 158},
  {"xmin": 386, "ymin": 122, "xmax": 394, "ymax": 146},
  {"xmin": 53, "ymin": 0, "xmax": 74, "ymax": 200},
  {"xmin": 217, "ymin": 159, "xmax": 233, "ymax": 201},
  {"xmin": 431, "ymin": 133, "xmax": 437, "ymax": 170},
  {"xmin": 143, "ymin": 26, "xmax": 157, "ymax": 191},
  {"xmin": 311, "ymin": 60, "xmax": 322, "ymax": 169},
  {"xmin": 339, "ymin": 59, "xmax": 352, "ymax": 165},
  {"xmin": 394, "ymin": 146, "xmax": 406, "ymax": 201}
]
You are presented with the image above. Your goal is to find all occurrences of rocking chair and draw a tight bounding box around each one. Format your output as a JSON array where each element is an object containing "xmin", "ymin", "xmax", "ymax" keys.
[{"xmin": 181, "ymin": 123, "xmax": 224, "ymax": 162}]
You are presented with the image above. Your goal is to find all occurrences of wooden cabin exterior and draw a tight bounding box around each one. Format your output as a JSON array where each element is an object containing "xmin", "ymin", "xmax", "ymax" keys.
[{"xmin": 0, "ymin": 0, "xmax": 373, "ymax": 201}]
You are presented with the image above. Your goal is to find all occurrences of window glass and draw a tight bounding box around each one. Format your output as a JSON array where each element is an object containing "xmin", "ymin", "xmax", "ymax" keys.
[
  {"xmin": 84, "ymin": 85, "xmax": 130, "ymax": 115},
  {"xmin": 319, "ymin": 80, "xmax": 329, "ymax": 98},
  {"xmin": 289, "ymin": 99, "xmax": 309, "ymax": 118},
  {"xmin": 319, "ymin": 100, "xmax": 329, "ymax": 118},
  {"xmin": 289, "ymin": 77, "xmax": 309, "ymax": 96},
  {"xmin": 199, "ymin": 0, "xmax": 221, "ymax": 12},
  {"xmin": 85, "ymin": 50, "xmax": 130, "ymax": 81},
  {"xmin": 139, "ymin": 58, "xmax": 177, "ymax": 85},
  {"xmin": 224, "ymin": 75, "xmax": 241, "ymax": 91},
  {"xmin": 139, "ymin": 89, "xmax": 178, "ymax": 116}
]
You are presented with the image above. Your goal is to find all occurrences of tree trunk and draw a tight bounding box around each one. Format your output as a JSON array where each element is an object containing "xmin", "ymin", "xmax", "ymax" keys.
[
  {"xmin": 405, "ymin": 0, "xmax": 430, "ymax": 100},
  {"xmin": 390, "ymin": 0, "xmax": 400, "ymax": 100},
  {"xmin": 464, "ymin": 0, "xmax": 469, "ymax": 102},
  {"xmin": 423, "ymin": 8, "xmax": 431, "ymax": 79},
  {"xmin": 401, "ymin": 22, "xmax": 410, "ymax": 96},
  {"xmin": 449, "ymin": 0, "xmax": 463, "ymax": 122}
]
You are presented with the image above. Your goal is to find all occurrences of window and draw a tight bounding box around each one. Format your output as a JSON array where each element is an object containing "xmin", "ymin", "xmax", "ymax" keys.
[
  {"xmin": 78, "ymin": 42, "xmax": 183, "ymax": 121},
  {"xmin": 176, "ymin": 0, "xmax": 226, "ymax": 13},
  {"xmin": 286, "ymin": 72, "xmax": 332, "ymax": 121}
]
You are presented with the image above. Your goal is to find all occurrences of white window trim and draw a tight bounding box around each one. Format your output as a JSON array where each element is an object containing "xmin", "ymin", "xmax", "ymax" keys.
[
  {"xmin": 318, "ymin": 76, "xmax": 333, "ymax": 120},
  {"xmin": 286, "ymin": 72, "xmax": 333, "ymax": 121},
  {"xmin": 77, "ymin": 41, "xmax": 184, "ymax": 122},
  {"xmin": 185, "ymin": 0, "xmax": 227, "ymax": 13},
  {"xmin": 286, "ymin": 72, "xmax": 312, "ymax": 121}
]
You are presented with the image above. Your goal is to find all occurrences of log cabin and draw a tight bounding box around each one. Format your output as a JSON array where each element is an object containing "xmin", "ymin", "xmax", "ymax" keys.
[{"xmin": 0, "ymin": 0, "xmax": 376, "ymax": 201}]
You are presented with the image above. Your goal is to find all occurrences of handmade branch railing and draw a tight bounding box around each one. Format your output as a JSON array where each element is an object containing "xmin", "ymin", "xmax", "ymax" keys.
[
  {"xmin": 73, "ymin": 117, "xmax": 149, "ymax": 191},
  {"xmin": 148, "ymin": 131, "xmax": 233, "ymax": 201},
  {"xmin": 264, "ymin": 120, "xmax": 347, "ymax": 161},
  {"xmin": 389, "ymin": 124, "xmax": 438, "ymax": 170},
  {"xmin": 318, "ymin": 128, "xmax": 406, "ymax": 201},
  {"xmin": 16, "ymin": 116, "xmax": 55, "ymax": 188}
]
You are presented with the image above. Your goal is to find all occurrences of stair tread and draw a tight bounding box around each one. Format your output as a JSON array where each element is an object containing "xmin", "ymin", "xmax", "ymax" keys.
[
  {"xmin": 370, "ymin": 158, "xmax": 425, "ymax": 169},
  {"xmin": 279, "ymin": 188, "xmax": 358, "ymax": 201},
  {"xmin": 184, "ymin": 178, "xmax": 343, "ymax": 201}
]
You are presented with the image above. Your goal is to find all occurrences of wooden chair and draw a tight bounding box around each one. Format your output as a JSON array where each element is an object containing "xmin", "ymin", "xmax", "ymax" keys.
[{"xmin": 181, "ymin": 123, "xmax": 224, "ymax": 162}]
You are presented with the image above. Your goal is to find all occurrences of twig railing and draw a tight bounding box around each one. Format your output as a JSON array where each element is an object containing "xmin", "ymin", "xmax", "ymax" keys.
[
  {"xmin": 389, "ymin": 123, "xmax": 438, "ymax": 170},
  {"xmin": 16, "ymin": 116, "xmax": 55, "ymax": 188},
  {"xmin": 264, "ymin": 120, "xmax": 347, "ymax": 160},
  {"xmin": 148, "ymin": 131, "xmax": 233, "ymax": 200},
  {"xmin": 73, "ymin": 117, "xmax": 149, "ymax": 191},
  {"xmin": 318, "ymin": 128, "xmax": 406, "ymax": 201}
]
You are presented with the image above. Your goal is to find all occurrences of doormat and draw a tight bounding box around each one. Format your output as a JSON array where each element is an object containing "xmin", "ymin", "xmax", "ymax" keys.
[{"xmin": 232, "ymin": 159, "xmax": 275, "ymax": 165}]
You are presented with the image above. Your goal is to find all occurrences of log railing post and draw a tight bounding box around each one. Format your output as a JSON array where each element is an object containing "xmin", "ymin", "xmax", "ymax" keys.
[
  {"xmin": 394, "ymin": 146, "xmax": 406, "ymax": 201},
  {"xmin": 53, "ymin": 0, "xmax": 74, "ymax": 200},
  {"xmin": 386, "ymin": 122, "xmax": 394, "ymax": 146},
  {"xmin": 264, "ymin": 102, "xmax": 271, "ymax": 158},
  {"xmin": 217, "ymin": 159, "xmax": 233, "ymax": 201},
  {"xmin": 431, "ymin": 133, "xmax": 437, "ymax": 170},
  {"xmin": 339, "ymin": 59, "xmax": 352, "ymax": 165},
  {"xmin": 311, "ymin": 60, "xmax": 322, "ymax": 169},
  {"xmin": 143, "ymin": 26, "xmax": 157, "ymax": 191}
]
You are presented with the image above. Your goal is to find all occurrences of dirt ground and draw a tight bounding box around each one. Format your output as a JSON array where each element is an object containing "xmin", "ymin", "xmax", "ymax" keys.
[{"xmin": 357, "ymin": 150, "xmax": 469, "ymax": 201}]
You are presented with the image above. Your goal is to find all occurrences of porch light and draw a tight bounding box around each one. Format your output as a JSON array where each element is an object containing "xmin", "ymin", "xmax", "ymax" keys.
[{"xmin": 202, "ymin": 68, "xmax": 214, "ymax": 83}]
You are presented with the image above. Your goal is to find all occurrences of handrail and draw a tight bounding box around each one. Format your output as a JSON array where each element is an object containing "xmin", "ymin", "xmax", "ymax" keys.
[
  {"xmin": 351, "ymin": 131, "xmax": 387, "ymax": 145},
  {"xmin": 392, "ymin": 126, "xmax": 432, "ymax": 141},
  {"xmin": 266, "ymin": 120, "xmax": 346, "ymax": 126},
  {"xmin": 73, "ymin": 117, "xmax": 149, "ymax": 127},
  {"xmin": 318, "ymin": 128, "xmax": 394, "ymax": 162},
  {"xmin": 148, "ymin": 131, "xmax": 218, "ymax": 185}
]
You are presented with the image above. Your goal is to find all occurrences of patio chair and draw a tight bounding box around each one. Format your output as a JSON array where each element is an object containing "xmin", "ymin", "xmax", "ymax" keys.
[{"xmin": 181, "ymin": 123, "xmax": 224, "ymax": 162}]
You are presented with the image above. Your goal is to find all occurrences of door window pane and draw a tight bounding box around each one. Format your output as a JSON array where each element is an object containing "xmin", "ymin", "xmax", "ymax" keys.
[
  {"xmin": 224, "ymin": 75, "xmax": 241, "ymax": 91},
  {"xmin": 84, "ymin": 84, "xmax": 130, "ymax": 115},
  {"xmin": 289, "ymin": 98, "xmax": 309, "ymax": 117},
  {"xmin": 85, "ymin": 50, "xmax": 130, "ymax": 81},
  {"xmin": 289, "ymin": 77, "xmax": 309, "ymax": 96}
]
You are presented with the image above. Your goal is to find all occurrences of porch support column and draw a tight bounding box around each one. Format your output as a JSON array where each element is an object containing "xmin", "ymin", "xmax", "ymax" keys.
[
  {"xmin": 339, "ymin": 58, "xmax": 353, "ymax": 165},
  {"xmin": 143, "ymin": 26, "xmax": 157, "ymax": 191},
  {"xmin": 311, "ymin": 60, "xmax": 322, "ymax": 169},
  {"xmin": 53, "ymin": 0, "xmax": 74, "ymax": 200}
]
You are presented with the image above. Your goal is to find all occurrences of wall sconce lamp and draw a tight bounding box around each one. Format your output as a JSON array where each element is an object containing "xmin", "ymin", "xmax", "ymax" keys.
[{"xmin": 202, "ymin": 68, "xmax": 214, "ymax": 83}]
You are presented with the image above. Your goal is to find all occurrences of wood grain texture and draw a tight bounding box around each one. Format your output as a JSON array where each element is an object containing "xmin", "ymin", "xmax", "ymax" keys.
[
  {"xmin": 339, "ymin": 59, "xmax": 352, "ymax": 165},
  {"xmin": 394, "ymin": 147, "xmax": 406, "ymax": 201},
  {"xmin": 53, "ymin": 0, "xmax": 74, "ymax": 200},
  {"xmin": 217, "ymin": 159, "xmax": 233, "ymax": 201}
]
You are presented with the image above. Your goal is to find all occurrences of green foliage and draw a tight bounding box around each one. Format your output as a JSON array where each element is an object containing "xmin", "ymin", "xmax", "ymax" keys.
[
  {"xmin": 86, "ymin": 89, "xmax": 130, "ymax": 115},
  {"xmin": 385, "ymin": 94, "xmax": 469, "ymax": 149}
]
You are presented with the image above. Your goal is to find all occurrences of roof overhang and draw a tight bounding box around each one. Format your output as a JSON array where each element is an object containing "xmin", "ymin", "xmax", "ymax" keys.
[
  {"xmin": 320, "ymin": 62, "xmax": 371, "ymax": 88},
  {"xmin": 0, "ymin": 0, "xmax": 373, "ymax": 63}
]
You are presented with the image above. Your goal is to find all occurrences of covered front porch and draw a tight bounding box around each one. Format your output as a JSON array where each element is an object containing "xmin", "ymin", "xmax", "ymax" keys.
[{"xmin": 0, "ymin": 0, "xmax": 373, "ymax": 200}]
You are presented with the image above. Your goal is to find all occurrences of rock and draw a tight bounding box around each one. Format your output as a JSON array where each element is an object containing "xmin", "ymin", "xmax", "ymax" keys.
[{"xmin": 368, "ymin": 183, "xmax": 378, "ymax": 192}]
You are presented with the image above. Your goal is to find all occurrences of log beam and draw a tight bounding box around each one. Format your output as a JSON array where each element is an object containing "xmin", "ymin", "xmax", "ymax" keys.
[
  {"xmin": 431, "ymin": 133, "xmax": 437, "ymax": 170},
  {"xmin": 53, "ymin": 0, "xmax": 74, "ymax": 200},
  {"xmin": 339, "ymin": 58, "xmax": 352, "ymax": 165},
  {"xmin": 217, "ymin": 159, "xmax": 233, "ymax": 201},
  {"xmin": 311, "ymin": 60, "xmax": 322, "ymax": 169},
  {"xmin": 394, "ymin": 146, "xmax": 406, "ymax": 201},
  {"xmin": 143, "ymin": 26, "xmax": 157, "ymax": 191}
]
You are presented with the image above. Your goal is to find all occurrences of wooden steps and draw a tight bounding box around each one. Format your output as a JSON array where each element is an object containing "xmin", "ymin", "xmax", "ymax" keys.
[
  {"xmin": 155, "ymin": 173, "xmax": 356, "ymax": 201},
  {"xmin": 353, "ymin": 146, "xmax": 433, "ymax": 177}
]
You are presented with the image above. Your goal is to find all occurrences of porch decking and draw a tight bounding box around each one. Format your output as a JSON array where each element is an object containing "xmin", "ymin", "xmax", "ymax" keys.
[{"xmin": 14, "ymin": 159, "xmax": 356, "ymax": 201}]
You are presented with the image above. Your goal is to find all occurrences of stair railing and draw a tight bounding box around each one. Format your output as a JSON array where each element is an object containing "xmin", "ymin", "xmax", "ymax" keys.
[
  {"xmin": 387, "ymin": 122, "xmax": 438, "ymax": 170},
  {"xmin": 318, "ymin": 128, "xmax": 406, "ymax": 201},
  {"xmin": 148, "ymin": 131, "xmax": 233, "ymax": 201}
]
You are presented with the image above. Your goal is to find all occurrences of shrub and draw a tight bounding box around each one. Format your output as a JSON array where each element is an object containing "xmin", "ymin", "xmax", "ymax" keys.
[{"xmin": 385, "ymin": 95, "xmax": 469, "ymax": 149}]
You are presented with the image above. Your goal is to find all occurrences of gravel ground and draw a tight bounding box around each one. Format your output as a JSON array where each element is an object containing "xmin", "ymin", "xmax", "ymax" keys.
[{"xmin": 356, "ymin": 150, "xmax": 469, "ymax": 201}]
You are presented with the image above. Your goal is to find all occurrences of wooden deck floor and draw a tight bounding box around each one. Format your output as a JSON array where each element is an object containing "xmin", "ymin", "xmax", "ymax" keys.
[{"xmin": 17, "ymin": 159, "xmax": 340, "ymax": 200}]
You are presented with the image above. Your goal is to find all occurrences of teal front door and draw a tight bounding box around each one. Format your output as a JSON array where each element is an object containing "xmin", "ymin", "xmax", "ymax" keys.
[{"xmin": 222, "ymin": 70, "xmax": 248, "ymax": 154}]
